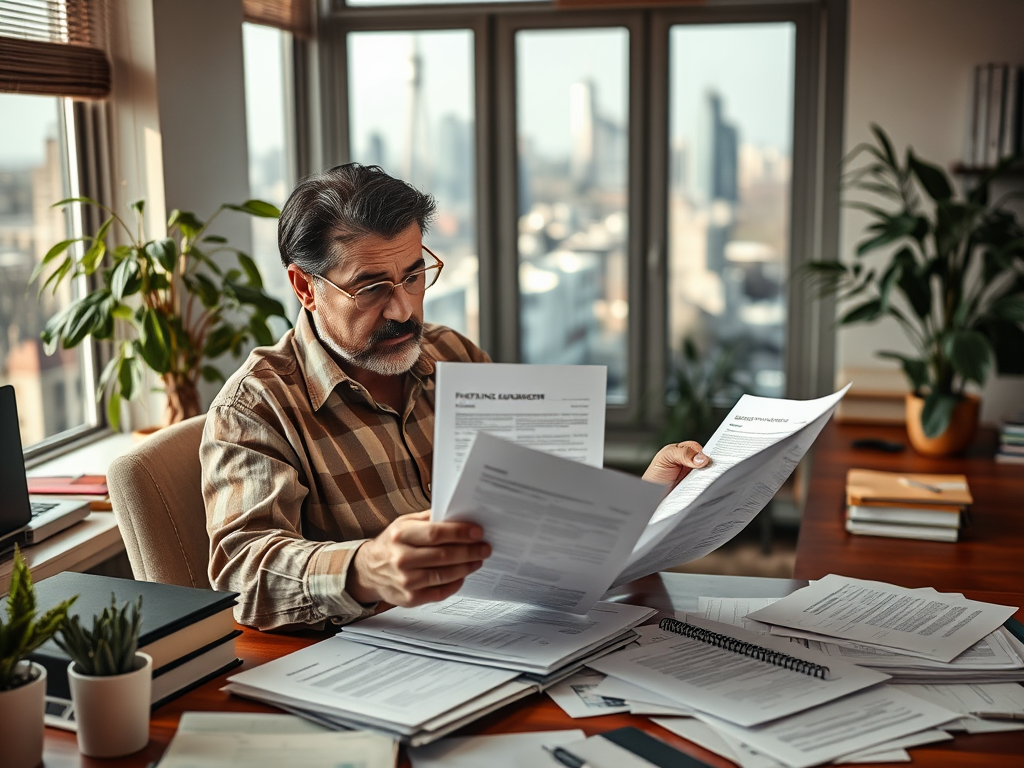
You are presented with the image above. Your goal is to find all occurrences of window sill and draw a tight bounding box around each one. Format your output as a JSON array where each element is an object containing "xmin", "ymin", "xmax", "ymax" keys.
[{"xmin": 25, "ymin": 431, "xmax": 138, "ymax": 477}]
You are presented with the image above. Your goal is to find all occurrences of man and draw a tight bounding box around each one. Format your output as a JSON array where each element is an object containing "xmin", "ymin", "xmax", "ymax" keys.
[{"xmin": 202, "ymin": 164, "xmax": 710, "ymax": 631}]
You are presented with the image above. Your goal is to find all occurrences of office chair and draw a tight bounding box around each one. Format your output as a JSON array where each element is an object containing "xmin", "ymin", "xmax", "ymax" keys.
[{"xmin": 108, "ymin": 414, "xmax": 211, "ymax": 588}]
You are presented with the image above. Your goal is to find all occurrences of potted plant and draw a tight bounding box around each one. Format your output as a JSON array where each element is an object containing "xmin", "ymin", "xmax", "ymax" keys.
[
  {"xmin": 32, "ymin": 198, "xmax": 289, "ymax": 428},
  {"xmin": 0, "ymin": 547, "xmax": 77, "ymax": 768},
  {"xmin": 56, "ymin": 593, "xmax": 148, "ymax": 758},
  {"xmin": 804, "ymin": 126, "xmax": 1024, "ymax": 456}
]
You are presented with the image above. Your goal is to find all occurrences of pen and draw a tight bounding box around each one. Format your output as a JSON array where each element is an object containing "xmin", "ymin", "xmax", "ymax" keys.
[
  {"xmin": 544, "ymin": 744, "xmax": 594, "ymax": 768},
  {"xmin": 901, "ymin": 478, "xmax": 943, "ymax": 493},
  {"xmin": 969, "ymin": 711, "xmax": 1024, "ymax": 721}
]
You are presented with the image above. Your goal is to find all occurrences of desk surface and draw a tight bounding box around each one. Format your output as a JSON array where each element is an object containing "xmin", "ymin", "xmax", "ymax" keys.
[
  {"xmin": 796, "ymin": 421, "xmax": 1024, "ymax": 593},
  {"xmin": 43, "ymin": 572, "xmax": 1024, "ymax": 768}
]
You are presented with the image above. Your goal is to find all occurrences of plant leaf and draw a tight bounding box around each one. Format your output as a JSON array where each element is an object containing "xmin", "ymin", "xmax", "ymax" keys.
[
  {"xmin": 991, "ymin": 293, "xmax": 1024, "ymax": 323},
  {"xmin": 110, "ymin": 258, "xmax": 141, "ymax": 300},
  {"xmin": 908, "ymin": 151, "xmax": 953, "ymax": 201},
  {"xmin": 876, "ymin": 351, "xmax": 930, "ymax": 392},
  {"xmin": 145, "ymin": 238, "xmax": 177, "ymax": 273},
  {"xmin": 837, "ymin": 299, "xmax": 884, "ymax": 325},
  {"xmin": 921, "ymin": 391, "xmax": 959, "ymax": 439},
  {"xmin": 138, "ymin": 309, "xmax": 172, "ymax": 373},
  {"xmin": 225, "ymin": 199, "xmax": 281, "ymax": 218},
  {"xmin": 944, "ymin": 330, "xmax": 992, "ymax": 384}
]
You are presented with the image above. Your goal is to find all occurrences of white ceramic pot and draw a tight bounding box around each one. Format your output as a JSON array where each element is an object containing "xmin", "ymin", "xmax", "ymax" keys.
[
  {"xmin": 0, "ymin": 662, "xmax": 46, "ymax": 768},
  {"xmin": 68, "ymin": 651, "xmax": 152, "ymax": 758}
]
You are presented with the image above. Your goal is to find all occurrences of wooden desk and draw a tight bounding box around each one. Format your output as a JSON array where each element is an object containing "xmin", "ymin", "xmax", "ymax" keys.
[
  {"xmin": 42, "ymin": 573, "xmax": 1024, "ymax": 768},
  {"xmin": 796, "ymin": 421, "xmax": 1024, "ymax": 592}
]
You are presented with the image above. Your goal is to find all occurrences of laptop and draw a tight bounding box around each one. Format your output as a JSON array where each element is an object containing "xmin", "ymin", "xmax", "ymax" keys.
[{"xmin": 0, "ymin": 385, "xmax": 90, "ymax": 548}]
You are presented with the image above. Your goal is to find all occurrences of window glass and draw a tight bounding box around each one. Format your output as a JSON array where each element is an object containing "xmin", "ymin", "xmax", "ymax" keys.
[
  {"xmin": 243, "ymin": 22, "xmax": 296, "ymax": 331},
  {"xmin": 667, "ymin": 23, "xmax": 795, "ymax": 399},
  {"xmin": 0, "ymin": 93, "xmax": 86, "ymax": 446},
  {"xmin": 348, "ymin": 30, "xmax": 478, "ymax": 341},
  {"xmin": 516, "ymin": 27, "xmax": 629, "ymax": 404}
]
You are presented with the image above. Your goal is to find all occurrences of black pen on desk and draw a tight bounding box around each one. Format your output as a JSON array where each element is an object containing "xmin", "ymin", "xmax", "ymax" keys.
[
  {"xmin": 544, "ymin": 744, "xmax": 594, "ymax": 768},
  {"xmin": 969, "ymin": 711, "xmax": 1024, "ymax": 721}
]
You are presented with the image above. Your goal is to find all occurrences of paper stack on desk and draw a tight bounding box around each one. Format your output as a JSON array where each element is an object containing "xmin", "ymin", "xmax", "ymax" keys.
[{"xmin": 844, "ymin": 468, "xmax": 972, "ymax": 542}]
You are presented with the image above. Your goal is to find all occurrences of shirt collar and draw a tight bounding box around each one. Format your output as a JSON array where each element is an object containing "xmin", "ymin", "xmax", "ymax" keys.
[{"xmin": 293, "ymin": 309, "xmax": 436, "ymax": 411}]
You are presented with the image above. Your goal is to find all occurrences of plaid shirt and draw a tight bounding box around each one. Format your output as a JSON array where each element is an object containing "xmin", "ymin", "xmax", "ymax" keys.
[{"xmin": 201, "ymin": 310, "xmax": 489, "ymax": 630}]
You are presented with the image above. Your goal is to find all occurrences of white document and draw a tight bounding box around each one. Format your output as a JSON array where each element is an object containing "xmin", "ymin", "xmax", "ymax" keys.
[
  {"xmin": 545, "ymin": 669, "xmax": 631, "ymax": 718},
  {"xmin": 806, "ymin": 627, "xmax": 1024, "ymax": 671},
  {"xmin": 747, "ymin": 574, "xmax": 1019, "ymax": 663},
  {"xmin": 651, "ymin": 718, "xmax": 785, "ymax": 768},
  {"xmin": 342, "ymin": 597, "xmax": 654, "ymax": 673},
  {"xmin": 694, "ymin": 685, "xmax": 958, "ymax": 768},
  {"xmin": 225, "ymin": 636, "xmax": 519, "ymax": 731},
  {"xmin": 177, "ymin": 712, "xmax": 330, "ymax": 735},
  {"xmin": 432, "ymin": 362, "xmax": 606, "ymax": 517},
  {"xmin": 588, "ymin": 617, "xmax": 890, "ymax": 727},
  {"xmin": 696, "ymin": 597, "xmax": 780, "ymax": 635},
  {"xmin": 409, "ymin": 730, "xmax": 586, "ymax": 768},
  {"xmin": 440, "ymin": 432, "xmax": 666, "ymax": 612},
  {"xmin": 157, "ymin": 730, "xmax": 397, "ymax": 768},
  {"xmin": 834, "ymin": 749, "xmax": 910, "ymax": 764},
  {"xmin": 897, "ymin": 681, "xmax": 1024, "ymax": 719},
  {"xmin": 591, "ymin": 674, "xmax": 696, "ymax": 714},
  {"xmin": 613, "ymin": 386, "xmax": 850, "ymax": 586}
]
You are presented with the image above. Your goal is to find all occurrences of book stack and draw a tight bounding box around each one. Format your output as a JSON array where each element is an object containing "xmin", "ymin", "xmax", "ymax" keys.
[
  {"xmin": 16, "ymin": 573, "xmax": 242, "ymax": 721},
  {"xmin": 964, "ymin": 63, "xmax": 1022, "ymax": 168},
  {"xmin": 844, "ymin": 468, "xmax": 972, "ymax": 543},
  {"xmin": 996, "ymin": 414, "xmax": 1024, "ymax": 464},
  {"xmin": 26, "ymin": 475, "xmax": 112, "ymax": 511}
]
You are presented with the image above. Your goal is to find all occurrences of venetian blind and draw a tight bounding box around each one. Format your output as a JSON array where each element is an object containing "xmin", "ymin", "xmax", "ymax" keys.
[
  {"xmin": 242, "ymin": 0, "xmax": 313, "ymax": 39},
  {"xmin": 0, "ymin": 0, "xmax": 110, "ymax": 98}
]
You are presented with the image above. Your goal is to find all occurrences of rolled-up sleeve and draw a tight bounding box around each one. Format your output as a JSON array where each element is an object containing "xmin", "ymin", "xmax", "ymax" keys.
[{"xmin": 201, "ymin": 404, "xmax": 375, "ymax": 631}]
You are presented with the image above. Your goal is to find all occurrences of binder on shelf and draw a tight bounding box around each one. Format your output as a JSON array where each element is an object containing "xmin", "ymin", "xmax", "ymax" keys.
[
  {"xmin": 986, "ymin": 63, "xmax": 1007, "ymax": 167},
  {"xmin": 1001, "ymin": 66, "xmax": 1021, "ymax": 159},
  {"xmin": 974, "ymin": 64, "xmax": 991, "ymax": 167}
]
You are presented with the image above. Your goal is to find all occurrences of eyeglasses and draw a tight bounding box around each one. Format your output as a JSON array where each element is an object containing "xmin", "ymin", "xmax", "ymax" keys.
[{"xmin": 315, "ymin": 246, "xmax": 444, "ymax": 312}]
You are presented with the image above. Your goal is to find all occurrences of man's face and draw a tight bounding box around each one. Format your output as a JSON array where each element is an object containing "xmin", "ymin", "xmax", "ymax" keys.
[{"xmin": 312, "ymin": 222, "xmax": 426, "ymax": 377}]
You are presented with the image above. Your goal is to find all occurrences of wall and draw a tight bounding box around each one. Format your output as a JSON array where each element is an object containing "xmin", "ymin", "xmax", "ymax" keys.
[{"xmin": 840, "ymin": 0, "xmax": 1024, "ymax": 423}]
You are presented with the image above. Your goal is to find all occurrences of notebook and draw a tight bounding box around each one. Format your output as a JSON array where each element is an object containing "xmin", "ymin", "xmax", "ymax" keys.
[{"xmin": 0, "ymin": 385, "xmax": 89, "ymax": 546}]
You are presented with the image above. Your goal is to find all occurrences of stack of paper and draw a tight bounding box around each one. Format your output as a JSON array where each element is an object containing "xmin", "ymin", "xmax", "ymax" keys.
[
  {"xmin": 341, "ymin": 596, "xmax": 655, "ymax": 683},
  {"xmin": 746, "ymin": 575, "xmax": 1024, "ymax": 684}
]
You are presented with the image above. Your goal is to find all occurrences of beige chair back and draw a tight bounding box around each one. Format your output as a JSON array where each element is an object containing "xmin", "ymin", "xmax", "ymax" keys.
[{"xmin": 108, "ymin": 414, "xmax": 210, "ymax": 588}]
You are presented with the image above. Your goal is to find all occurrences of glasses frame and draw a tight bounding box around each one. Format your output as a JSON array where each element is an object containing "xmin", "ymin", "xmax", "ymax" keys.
[{"xmin": 315, "ymin": 246, "xmax": 445, "ymax": 312}]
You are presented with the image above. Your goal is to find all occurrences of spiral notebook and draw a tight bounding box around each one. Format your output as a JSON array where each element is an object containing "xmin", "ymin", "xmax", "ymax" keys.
[{"xmin": 589, "ymin": 616, "xmax": 891, "ymax": 727}]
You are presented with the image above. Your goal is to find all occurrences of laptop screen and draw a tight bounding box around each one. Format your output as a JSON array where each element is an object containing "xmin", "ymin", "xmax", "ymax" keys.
[{"xmin": 0, "ymin": 385, "xmax": 33, "ymax": 536}]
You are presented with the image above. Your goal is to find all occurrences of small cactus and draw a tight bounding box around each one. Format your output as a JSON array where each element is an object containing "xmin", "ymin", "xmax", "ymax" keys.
[{"xmin": 56, "ymin": 593, "xmax": 143, "ymax": 677}]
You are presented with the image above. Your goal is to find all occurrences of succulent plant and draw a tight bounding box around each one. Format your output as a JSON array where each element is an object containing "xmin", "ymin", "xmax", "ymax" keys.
[
  {"xmin": 56, "ymin": 593, "xmax": 143, "ymax": 677},
  {"xmin": 0, "ymin": 546, "xmax": 77, "ymax": 690}
]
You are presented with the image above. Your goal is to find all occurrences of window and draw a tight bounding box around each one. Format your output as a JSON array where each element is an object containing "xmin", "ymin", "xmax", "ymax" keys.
[
  {"xmin": 667, "ymin": 23, "xmax": 795, "ymax": 399},
  {"xmin": 243, "ymin": 22, "xmax": 298, "ymax": 329},
  {"xmin": 347, "ymin": 29, "xmax": 479, "ymax": 341},
  {"xmin": 328, "ymin": 2, "xmax": 840, "ymax": 431},
  {"xmin": 0, "ymin": 94, "xmax": 92, "ymax": 449}
]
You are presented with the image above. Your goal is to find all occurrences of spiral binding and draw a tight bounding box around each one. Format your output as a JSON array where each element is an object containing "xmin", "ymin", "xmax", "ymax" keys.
[{"xmin": 657, "ymin": 617, "xmax": 832, "ymax": 680}]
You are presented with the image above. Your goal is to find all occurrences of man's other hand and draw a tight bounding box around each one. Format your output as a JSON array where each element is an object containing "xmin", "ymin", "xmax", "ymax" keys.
[
  {"xmin": 643, "ymin": 441, "xmax": 711, "ymax": 489},
  {"xmin": 347, "ymin": 511, "xmax": 491, "ymax": 607}
]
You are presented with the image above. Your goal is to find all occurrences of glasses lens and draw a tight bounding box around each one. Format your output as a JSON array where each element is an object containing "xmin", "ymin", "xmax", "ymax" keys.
[{"xmin": 353, "ymin": 282, "xmax": 393, "ymax": 311}]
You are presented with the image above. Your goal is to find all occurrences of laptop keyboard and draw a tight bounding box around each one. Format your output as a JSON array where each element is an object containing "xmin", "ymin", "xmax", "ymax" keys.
[{"xmin": 30, "ymin": 501, "xmax": 58, "ymax": 518}]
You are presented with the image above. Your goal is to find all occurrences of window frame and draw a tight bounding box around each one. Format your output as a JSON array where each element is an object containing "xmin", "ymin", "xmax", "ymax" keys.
[
  {"xmin": 319, "ymin": 0, "xmax": 845, "ymax": 442},
  {"xmin": 20, "ymin": 98, "xmax": 110, "ymax": 462}
]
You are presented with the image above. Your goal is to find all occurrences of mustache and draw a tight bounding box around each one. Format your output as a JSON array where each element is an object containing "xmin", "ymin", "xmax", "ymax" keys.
[{"xmin": 368, "ymin": 318, "xmax": 422, "ymax": 346}]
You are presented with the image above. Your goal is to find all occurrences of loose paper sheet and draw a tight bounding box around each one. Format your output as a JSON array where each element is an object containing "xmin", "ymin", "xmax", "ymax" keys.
[
  {"xmin": 432, "ymin": 362, "xmax": 606, "ymax": 517},
  {"xmin": 747, "ymin": 574, "xmax": 1019, "ymax": 663},
  {"xmin": 545, "ymin": 669, "xmax": 630, "ymax": 718},
  {"xmin": 441, "ymin": 432, "xmax": 666, "ymax": 612},
  {"xmin": 409, "ymin": 730, "xmax": 586, "ymax": 768},
  {"xmin": 157, "ymin": 731, "xmax": 397, "ymax": 768}
]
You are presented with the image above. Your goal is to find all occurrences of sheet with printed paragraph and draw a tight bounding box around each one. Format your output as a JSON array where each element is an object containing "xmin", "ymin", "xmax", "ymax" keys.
[
  {"xmin": 684, "ymin": 686, "xmax": 958, "ymax": 768},
  {"xmin": 588, "ymin": 616, "xmax": 889, "ymax": 727},
  {"xmin": 432, "ymin": 362, "xmax": 607, "ymax": 518},
  {"xmin": 747, "ymin": 574, "xmax": 1019, "ymax": 662},
  {"xmin": 408, "ymin": 729, "xmax": 586, "ymax": 768},
  {"xmin": 158, "ymin": 712, "xmax": 397, "ymax": 768},
  {"xmin": 897, "ymin": 682, "xmax": 1024, "ymax": 733},
  {"xmin": 341, "ymin": 596, "xmax": 654, "ymax": 674}
]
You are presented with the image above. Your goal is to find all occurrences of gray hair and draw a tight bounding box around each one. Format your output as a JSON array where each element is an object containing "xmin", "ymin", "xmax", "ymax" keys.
[{"xmin": 277, "ymin": 163, "xmax": 437, "ymax": 274}]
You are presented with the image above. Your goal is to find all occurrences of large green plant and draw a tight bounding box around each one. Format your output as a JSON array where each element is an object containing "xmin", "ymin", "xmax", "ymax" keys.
[
  {"xmin": 33, "ymin": 198, "xmax": 289, "ymax": 427},
  {"xmin": 0, "ymin": 547, "xmax": 77, "ymax": 691},
  {"xmin": 804, "ymin": 126, "xmax": 1024, "ymax": 437},
  {"xmin": 56, "ymin": 594, "xmax": 143, "ymax": 677}
]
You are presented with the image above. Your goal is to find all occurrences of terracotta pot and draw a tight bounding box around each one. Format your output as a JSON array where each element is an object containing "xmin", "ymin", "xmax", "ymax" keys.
[
  {"xmin": 0, "ymin": 663, "xmax": 46, "ymax": 768},
  {"xmin": 905, "ymin": 393, "xmax": 980, "ymax": 457}
]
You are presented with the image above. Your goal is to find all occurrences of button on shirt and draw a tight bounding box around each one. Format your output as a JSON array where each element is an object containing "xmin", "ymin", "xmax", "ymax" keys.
[{"xmin": 201, "ymin": 310, "xmax": 489, "ymax": 631}]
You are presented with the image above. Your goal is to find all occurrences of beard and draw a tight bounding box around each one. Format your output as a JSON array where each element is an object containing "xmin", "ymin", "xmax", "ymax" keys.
[{"xmin": 315, "ymin": 311, "xmax": 424, "ymax": 377}]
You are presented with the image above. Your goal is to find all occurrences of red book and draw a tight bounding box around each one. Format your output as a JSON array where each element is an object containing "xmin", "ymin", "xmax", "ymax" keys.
[{"xmin": 26, "ymin": 475, "xmax": 108, "ymax": 495}]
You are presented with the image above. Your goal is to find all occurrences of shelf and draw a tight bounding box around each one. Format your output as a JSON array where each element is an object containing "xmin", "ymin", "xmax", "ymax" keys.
[{"xmin": 951, "ymin": 162, "xmax": 1024, "ymax": 176}]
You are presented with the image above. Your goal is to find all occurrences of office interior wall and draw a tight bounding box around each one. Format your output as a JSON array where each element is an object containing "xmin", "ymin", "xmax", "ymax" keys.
[{"xmin": 841, "ymin": 0, "xmax": 1024, "ymax": 423}]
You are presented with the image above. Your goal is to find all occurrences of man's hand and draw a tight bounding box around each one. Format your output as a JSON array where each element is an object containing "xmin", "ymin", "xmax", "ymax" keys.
[
  {"xmin": 347, "ymin": 511, "xmax": 491, "ymax": 607},
  {"xmin": 643, "ymin": 441, "xmax": 711, "ymax": 489}
]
